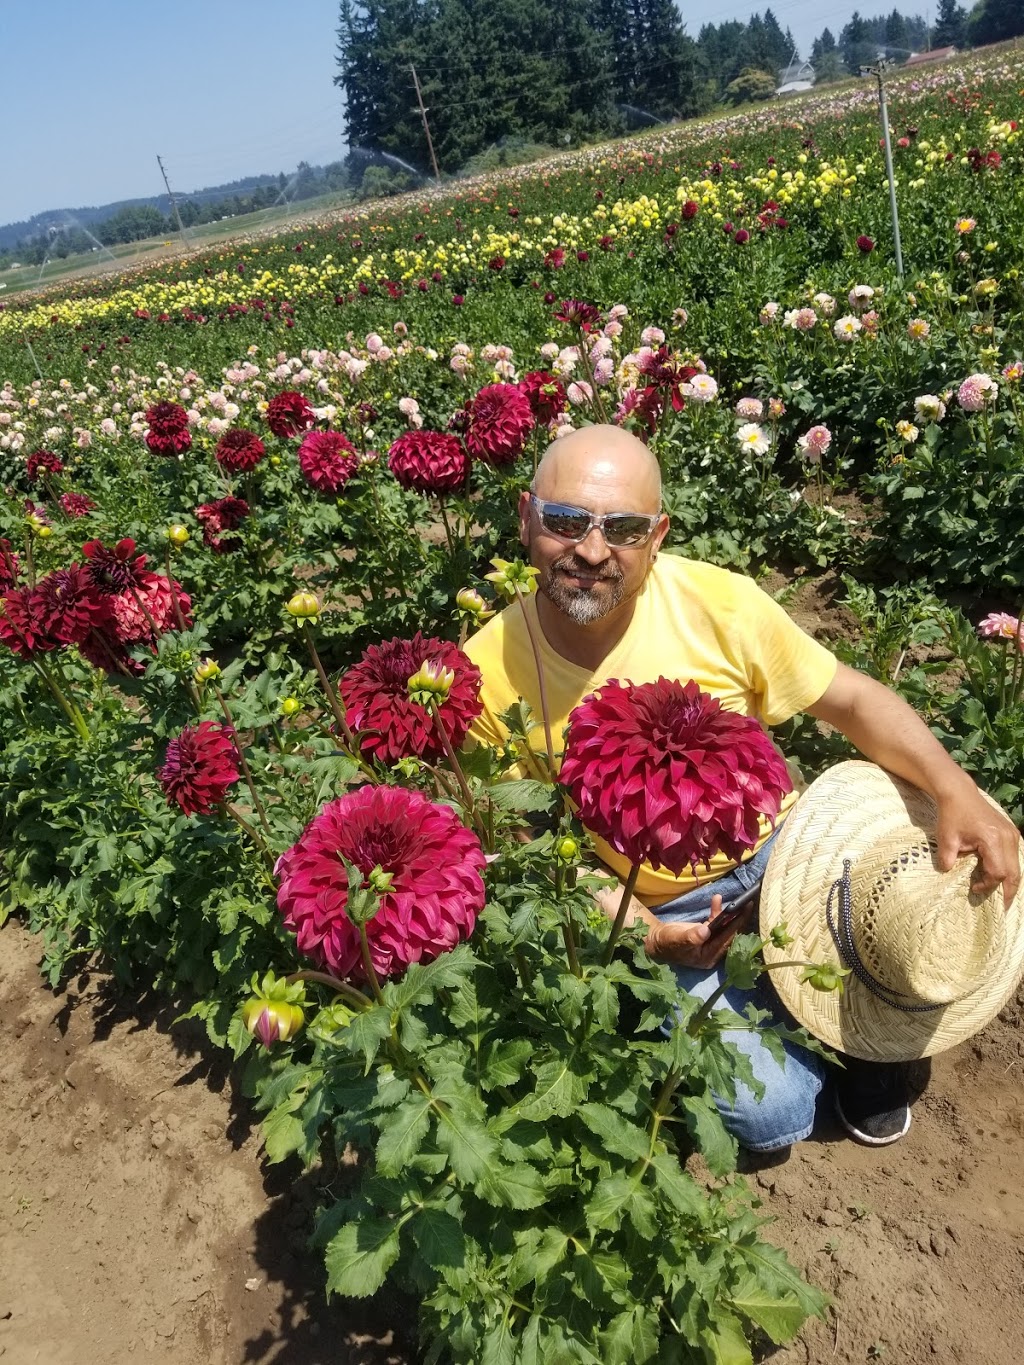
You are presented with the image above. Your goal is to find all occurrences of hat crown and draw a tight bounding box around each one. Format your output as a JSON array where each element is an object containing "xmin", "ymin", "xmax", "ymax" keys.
[{"xmin": 849, "ymin": 839, "xmax": 1006, "ymax": 1006}]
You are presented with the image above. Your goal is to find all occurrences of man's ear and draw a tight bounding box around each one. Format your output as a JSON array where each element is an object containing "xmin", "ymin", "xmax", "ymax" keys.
[
  {"xmin": 517, "ymin": 490, "xmax": 532, "ymax": 548},
  {"xmin": 650, "ymin": 512, "xmax": 670, "ymax": 556}
]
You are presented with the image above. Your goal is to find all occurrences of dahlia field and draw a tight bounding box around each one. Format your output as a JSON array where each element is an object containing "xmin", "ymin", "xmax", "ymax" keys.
[{"xmin": 1, "ymin": 44, "xmax": 1023, "ymax": 1365}]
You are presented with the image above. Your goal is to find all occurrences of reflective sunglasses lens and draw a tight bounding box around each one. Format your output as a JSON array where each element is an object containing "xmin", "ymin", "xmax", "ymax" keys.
[
  {"xmin": 603, "ymin": 515, "xmax": 652, "ymax": 546},
  {"xmin": 540, "ymin": 505, "xmax": 592, "ymax": 540}
]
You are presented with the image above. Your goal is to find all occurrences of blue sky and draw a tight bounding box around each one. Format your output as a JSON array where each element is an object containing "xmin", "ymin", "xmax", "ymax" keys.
[{"xmin": 7, "ymin": 0, "xmax": 852, "ymax": 226}]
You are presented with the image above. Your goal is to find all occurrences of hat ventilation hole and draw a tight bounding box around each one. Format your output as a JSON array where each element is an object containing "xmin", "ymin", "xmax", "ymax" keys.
[{"xmin": 861, "ymin": 842, "xmax": 936, "ymax": 973}]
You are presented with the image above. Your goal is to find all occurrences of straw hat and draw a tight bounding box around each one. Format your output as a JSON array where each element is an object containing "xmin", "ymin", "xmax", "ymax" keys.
[{"xmin": 760, "ymin": 761, "xmax": 1024, "ymax": 1061}]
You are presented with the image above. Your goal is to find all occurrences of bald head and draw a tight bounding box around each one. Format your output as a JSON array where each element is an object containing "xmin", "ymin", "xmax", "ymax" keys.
[{"xmin": 532, "ymin": 425, "xmax": 661, "ymax": 514}]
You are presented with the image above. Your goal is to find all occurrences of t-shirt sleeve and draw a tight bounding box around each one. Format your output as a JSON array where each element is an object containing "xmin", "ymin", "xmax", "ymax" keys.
[{"xmin": 736, "ymin": 578, "xmax": 838, "ymax": 726}]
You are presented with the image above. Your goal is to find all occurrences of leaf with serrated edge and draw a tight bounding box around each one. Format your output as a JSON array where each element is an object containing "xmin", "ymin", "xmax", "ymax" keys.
[
  {"xmin": 728, "ymin": 1273, "xmax": 808, "ymax": 1345},
  {"xmin": 478, "ymin": 1161, "xmax": 547, "ymax": 1209},
  {"xmin": 578, "ymin": 1102, "xmax": 650, "ymax": 1162},
  {"xmin": 698, "ymin": 1309, "xmax": 754, "ymax": 1365},
  {"xmin": 375, "ymin": 1092, "xmax": 431, "ymax": 1176},
  {"xmin": 324, "ymin": 1219, "xmax": 401, "ymax": 1298},
  {"xmin": 412, "ymin": 1207, "xmax": 465, "ymax": 1271}
]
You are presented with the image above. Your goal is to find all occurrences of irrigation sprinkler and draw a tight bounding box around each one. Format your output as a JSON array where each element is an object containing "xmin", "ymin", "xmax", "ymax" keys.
[{"xmin": 860, "ymin": 56, "xmax": 904, "ymax": 279}]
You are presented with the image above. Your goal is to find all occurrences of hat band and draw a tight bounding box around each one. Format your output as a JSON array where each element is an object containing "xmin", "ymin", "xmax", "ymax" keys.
[{"xmin": 827, "ymin": 859, "xmax": 946, "ymax": 1015}]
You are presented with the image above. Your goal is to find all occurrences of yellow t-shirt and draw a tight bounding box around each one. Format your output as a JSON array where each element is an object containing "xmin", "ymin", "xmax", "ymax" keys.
[{"xmin": 464, "ymin": 553, "xmax": 838, "ymax": 905}]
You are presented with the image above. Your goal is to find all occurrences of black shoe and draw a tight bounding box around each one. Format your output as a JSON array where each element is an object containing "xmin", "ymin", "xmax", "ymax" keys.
[{"xmin": 835, "ymin": 1058, "xmax": 912, "ymax": 1147}]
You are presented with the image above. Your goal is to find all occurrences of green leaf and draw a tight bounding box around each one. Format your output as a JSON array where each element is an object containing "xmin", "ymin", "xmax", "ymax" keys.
[
  {"xmin": 650, "ymin": 1152, "xmax": 706, "ymax": 1221},
  {"xmin": 480, "ymin": 1312, "xmax": 516, "ymax": 1365},
  {"xmin": 578, "ymin": 1102, "xmax": 650, "ymax": 1162},
  {"xmin": 733, "ymin": 1238, "xmax": 829, "ymax": 1321},
  {"xmin": 435, "ymin": 1104, "xmax": 499, "ymax": 1182},
  {"xmin": 486, "ymin": 779, "xmax": 555, "ymax": 813},
  {"xmin": 385, "ymin": 943, "xmax": 474, "ymax": 1011},
  {"xmin": 375, "ymin": 1092, "xmax": 431, "ymax": 1175},
  {"xmin": 728, "ymin": 1273, "xmax": 808, "ymax": 1345},
  {"xmin": 681, "ymin": 1094, "xmax": 738, "ymax": 1177},
  {"xmin": 601, "ymin": 1306, "xmax": 659, "ymax": 1364},
  {"xmin": 261, "ymin": 1100, "xmax": 305, "ymax": 1164},
  {"xmin": 481, "ymin": 1038, "xmax": 533, "ymax": 1089},
  {"xmin": 508, "ymin": 1226, "xmax": 569, "ymax": 1290},
  {"xmin": 698, "ymin": 1309, "xmax": 753, "ymax": 1365},
  {"xmin": 586, "ymin": 1173, "xmax": 658, "ymax": 1238},
  {"xmin": 412, "ymin": 1206, "xmax": 465, "ymax": 1271},
  {"xmin": 324, "ymin": 1218, "xmax": 402, "ymax": 1298},
  {"xmin": 518, "ymin": 1057, "xmax": 588, "ymax": 1120},
  {"xmin": 478, "ymin": 1161, "xmax": 548, "ymax": 1209},
  {"xmin": 344, "ymin": 1006, "xmax": 394, "ymax": 1070}
]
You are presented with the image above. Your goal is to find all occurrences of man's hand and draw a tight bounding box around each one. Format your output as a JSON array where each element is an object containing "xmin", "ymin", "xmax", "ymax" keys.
[
  {"xmin": 646, "ymin": 893, "xmax": 754, "ymax": 969},
  {"xmin": 934, "ymin": 783, "xmax": 1022, "ymax": 905}
]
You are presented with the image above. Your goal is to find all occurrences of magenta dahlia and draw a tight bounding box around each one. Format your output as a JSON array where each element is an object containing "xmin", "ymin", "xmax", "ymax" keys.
[
  {"xmin": 266, "ymin": 390, "xmax": 315, "ymax": 438},
  {"xmin": 519, "ymin": 371, "xmax": 567, "ymax": 425},
  {"xmin": 59, "ymin": 492, "xmax": 96, "ymax": 518},
  {"xmin": 276, "ymin": 784, "xmax": 487, "ymax": 980},
  {"xmin": 560, "ymin": 678, "xmax": 792, "ymax": 877},
  {"xmin": 26, "ymin": 449, "xmax": 64, "ymax": 483},
  {"xmin": 553, "ymin": 299, "xmax": 601, "ymax": 328},
  {"xmin": 215, "ymin": 427, "xmax": 266, "ymax": 473},
  {"xmin": 339, "ymin": 632, "xmax": 482, "ymax": 765},
  {"xmin": 195, "ymin": 495, "xmax": 250, "ymax": 553},
  {"xmin": 159, "ymin": 721, "xmax": 241, "ymax": 816},
  {"xmin": 0, "ymin": 587, "xmax": 59, "ymax": 658},
  {"xmin": 145, "ymin": 402, "xmax": 192, "ymax": 456},
  {"xmin": 297, "ymin": 430, "xmax": 359, "ymax": 493},
  {"xmin": 387, "ymin": 431, "xmax": 469, "ymax": 494},
  {"xmin": 463, "ymin": 383, "xmax": 534, "ymax": 465},
  {"xmin": 31, "ymin": 565, "xmax": 109, "ymax": 646}
]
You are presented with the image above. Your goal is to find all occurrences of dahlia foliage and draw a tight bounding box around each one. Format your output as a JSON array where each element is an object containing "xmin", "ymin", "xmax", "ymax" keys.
[
  {"xmin": 338, "ymin": 632, "xmax": 482, "ymax": 764},
  {"xmin": 387, "ymin": 430, "xmax": 469, "ymax": 494},
  {"xmin": 462, "ymin": 383, "xmax": 535, "ymax": 465},
  {"xmin": 276, "ymin": 784, "xmax": 487, "ymax": 980},
  {"xmin": 159, "ymin": 721, "xmax": 241, "ymax": 816},
  {"xmin": 560, "ymin": 678, "xmax": 792, "ymax": 876}
]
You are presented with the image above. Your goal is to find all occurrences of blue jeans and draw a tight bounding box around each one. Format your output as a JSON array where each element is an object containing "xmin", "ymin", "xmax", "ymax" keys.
[{"xmin": 654, "ymin": 831, "xmax": 825, "ymax": 1151}]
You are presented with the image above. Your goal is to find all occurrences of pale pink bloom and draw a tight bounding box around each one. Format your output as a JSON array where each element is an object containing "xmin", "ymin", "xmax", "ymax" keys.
[
  {"xmin": 641, "ymin": 326, "xmax": 666, "ymax": 346},
  {"xmin": 567, "ymin": 380, "xmax": 594, "ymax": 406},
  {"xmin": 451, "ymin": 342, "xmax": 472, "ymax": 357},
  {"xmin": 797, "ymin": 424, "xmax": 833, "ymax": 462},
  {"xmin": 393, "ymin": 321, "xmax": 409, "ymax": 337},
  {"xmin": 860, "ymin": 310, "xmax": 880, "ymax": 334},
  {"xmin": 99, "ymin": 417, "xmax": 117, "ymax": 437},
  {"xmin": 978, "ymin": 612, "xmax": 1021, "ymax": 642},
  {"xmin": 480, "ymin": 344, "xmax": 500, "ymax": 362},
  {"xmin": 736, "ymin": 423, "xmax": 770, "ymax": 456},
  {"xmin": 602, "ymin": 320, "xmax": 623, "ymax": 339},
  {"xmin": 957, "ymin": 373, "xmax": 998, "ymax": 412},
  {"xmin": 207, "ymin": 417, "xmax": 229, "ymax": 437},
  {"xmin": 375, "ymin": 347, "xmax": 394, "ymax": 363},
  {"xmin": 834, "ymin": 316, "xmax": 863, "ymax": 341},
  {"xmin": 366, "ymin": 334, "xmax": 384, "ymax": 354},
  {"xmin": 179, "ymin": 387, "xmax": 192, "ymax": 401},
  {"xmin": 914, "ymin": 394, "xmax": 946, "ymax": 423},
  {"xmin": 223, "ymin": 402, "xmax": 240, "ymax": 421},
  {"xmin": 1002, "ymin": 360, "xmax": 1023, "ymax": 383},
  {"xmin": 75, "ymin": 429, "xmax": 92, "ymax": 449},
  {"xmin": 208, "ymin": 391, "xmax": 228, "ymax": 412},
  {"xmin": 398, "ymin": 396, "xmax": 421, "ymax": 419},
  {"xmin": 768, "ymin": 397, "xmax": 786, "ymax": 419},
  {"xmin": 735, "ymin": 397, "xmax": 764, "ymax": 420},
  {"xmin": 813, "ymin": 292, "xmax": 837, "ymax": 316},
  {"xmin": 494, "ymin": 359, "xmax": 516, "ymax": 380},
  {"xmin": 593, "ymin": 357, "xmax": 615, "ymax": 386},
  {"xmin": 552, "ymin": 412, "xmax": 575, "ymax": 437},
  {"xmin": 907, "ymin": 318, "xmax": 931, "ymax": 340},
  {"xmin": 554, "ymin": 347, "xmax": 580, "ymax": 378},
  {"xmin": 539, "ymin": 342, "xmax": 560, "ymax": 360},
  {"xmin": 450, "ymin": 355, "xmax": 472, "ymax": 377},
  {"xmin": 186, "ymin": 408, "xmax": 202, "ymax": 426},
  {"xmin": 607, "ymin": 304, "xmax": 629, "ymax": 321},
  {"xmin": 784, "ymin": 307, "xmax": 817, "ymax": 332},
  {"xmin": 588, "ymin": 335, "xmax": 613, "ymax": 359},
  {"xmin": 672, "ymin": 308, "xmax": 689, "ymax": 328},
  {"xmin": 848, "ymin": 285, "xmax": 875, "ymax": 311},
  {"xmin": 684, "ymin": 374, "xmax": 718, "ymax": 404},
  {"xmin": 955, "ymin": 217, "xmax": 976, "ymax": 235},
  {"xmin": 346, "ymin": 358, "xmax": 369, "ymax": 382},
  {"xmin": 759, "ymin": 302, "xmax": 781, "ymax": 324}
]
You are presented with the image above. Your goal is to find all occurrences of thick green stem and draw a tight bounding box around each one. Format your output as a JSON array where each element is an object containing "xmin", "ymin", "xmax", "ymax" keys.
[
  {"xmin": 164, "ymin": 545, "xmax": 188, "ymax": 632},
  {"xmin": 553, "ymin": 862, "xmax": 581, "ymax": 977},
  {"xmin": 285, "ymin": 969, "xmax": 373, "ymax": 1011},
  {"xmin": 358, "ymin": 922, "xmax": 385, "ymax": 1003},
  {"xmin": 35, "ymin": 658, "xmax": 91, "ymax": 744},
  {"xmin": 225, "ymin": 802, "xmax": 276, "ymax": 872},
  {"xmin": 427, "ymin": 697, "xmax": 479, "ymax": 826},
  {"xmin": 686, "ymin": 957, "xmax": 811, "ymax": 1036},
  {"xmin": 601, "ymin": 862, "xmax": 642, "ymax": 966},
  {"xmin": 512, "ymin": 584, "xmax": 556, "ymax": 780},
  {"xmin": 301, "ymin": 622, "xmax": 360, "ymax": 752}
]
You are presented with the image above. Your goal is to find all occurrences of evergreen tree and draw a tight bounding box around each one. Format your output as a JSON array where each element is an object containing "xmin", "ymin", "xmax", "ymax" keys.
[
  {"xmin": 967, "ymin": 0, "xmax": 1022, "ymax": 44},
  {"xmin": 933, "ymin": 0, "xmax": 967, "ymax": 45},
  {"xmin": 884, "ymin": 8, "xmax": 909, "ymax": 54}
]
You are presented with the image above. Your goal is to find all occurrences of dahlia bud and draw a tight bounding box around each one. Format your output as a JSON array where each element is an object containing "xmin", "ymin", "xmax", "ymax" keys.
[
  {"xmin": 167, "ymin": 523, "xmax": 190, "ymax": 546},
  {"xmin": 408, "ymin": 659, "xmax": 456, "ymax": 706},
  {"xmin": 286, "ymin": 590, "xmax": 320, "ymax": 620},
  {"xmin": 769, "ymin": 924, "xmax": 794, "ymax": 948},
  {"xmin": 280, "ymin": 696, "xmax": 302, "ymax": 717},
  {"xmin": 800, "ymin": 963, "xmax": 851, "ymax": 995},
  {"xmin": 194, "ymin": 658, "xmax": 221, "ymax": 683},
  {"xmin": 485, "ymin": 557, "xmax": 541, "ymax": 600},
  {"xmin": 555, "ymin": 836, "xmax": 581, "ymax": 863},
  {"xmin": 367, "ymin": 865, "xmax": 394, "ymax": 893},
  {"xmin": 455, "ymin": 587, "xmax": 494, "ymax": 622},
  {"xmin": 241, "ymin": 997, "xmax": 305, "ymax": 1048}
]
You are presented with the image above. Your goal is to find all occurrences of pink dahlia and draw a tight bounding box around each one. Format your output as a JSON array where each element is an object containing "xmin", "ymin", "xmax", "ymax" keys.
[
  {"xmin": 215, "ymin": 427, "xmax": 266, "ymax": 473},
  {"xmin": 266, "ymin": 390, "xmax": 315, "ymax": 438},
  {"xmin": 26, "ymin": 449, "xmax": 64, "ymax": 483},
  {"xmin": 957, "ymin": 373, "xmax": 998, "ymax": 412},
  {"xmin": 978, "ymin": 612, "xmax": 1022, "ymax": 646},
  {"xmin": 159, "ymin": 721, "xmax": 240, "ymax": 816},
  {"xmin": 31, "ymin": 565, "xmax": 108, "ymax": 646},
  {"xmin": 339, "ymin": 632, "xmax": 482, "ymax": 765},
  {"xmin": 298, "ymin": 430, "xmax": 359, "ymax": 493},
  {"xmin": 388, "ymin": 431, "xmax": 469, "ymax": 494},
  {"xmin": 0, "ymin": 587, "xmax": 59, "ymax": 658},
  {"xmin": 276, "ymin": 784, "xmax": 486, "ymax": 980},
  {"xmin": 145, "ymin": 402, "xmax": 192, "ymax": 456},
  {"xmin": 196, "ymin": 495, "xmax": 250, "ymax": 553},
  {"xmin": 59, "ymin": 492, "xmax": 96, "ymax": 518},
  {"xmin": 108, "ymin": 570, "xmax": 191, "ymax": 645},
  {"xmin": 519, "ymin": 370, "xmax": 567, "ymax": 424},
  {"xmin": 463, "ymin": 383, "xmax": 535, "ymax": 465},
  {"xmin": 560, "ymin": 678, "xmax": 792, "ymax": 877}
]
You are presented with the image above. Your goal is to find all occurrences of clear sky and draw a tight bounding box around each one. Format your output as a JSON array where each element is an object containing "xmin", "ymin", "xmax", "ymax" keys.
[{"xmin": 6, "ymin": 0, "xmax": 854, "ymax": 226}]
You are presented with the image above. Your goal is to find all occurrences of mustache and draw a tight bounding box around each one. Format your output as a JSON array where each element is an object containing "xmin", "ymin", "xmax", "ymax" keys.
[{"xmin": 552, "ymin": 553, "xmax": 623, "ymax": 582}]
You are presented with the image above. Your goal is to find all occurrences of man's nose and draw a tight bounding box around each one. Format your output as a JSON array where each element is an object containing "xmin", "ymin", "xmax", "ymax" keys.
[{"xmin": 574, "ymin": 527, "xmax": 612, "ymax": 564}]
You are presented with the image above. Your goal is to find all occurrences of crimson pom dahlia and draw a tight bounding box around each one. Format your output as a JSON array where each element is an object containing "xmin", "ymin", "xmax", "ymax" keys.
[
  {"xmin": 26, "ymin": 449, "xmax": 64, "ymax": 483},
  {"xmin": 0, "ymin": 587, "xmax": 59, "ymax": 658},
  {"xmin": 266, "ymin": 390, "xmax": 315, "ymax": 438},
  {"xmin": 145, "ymin": 402, "xmax": 192, "ymax": 456},
  {"xmin": 339, "ymin": 632, "xmax": 482, "ymax": 765},
  {"xmin": 463, "ymin": 383, "xmax": 534, "ymax": 465},
  {"xmin": 387, "ymin": 431, "xmax": 468, "ymax": 494},
  {"xmin": 276, "ymin": 784, "xmax": 487, "ymax": 980},
  {"xmin": 519, "ymin": 370, "xmax": 567, "ymax": 425},
  {"xmin": 560, "ymin": 678, "xmax": 792, "ymax": 877},
  {"xmin": 0, "ymin": 540, "xmax": 20, "ymax": 592},
  {"xmin": 298, "ymin": 430, "xmax": 359, "ymax": 493},
  {"xmin": 159, "ymin": 721, "xmax": 241, "ymax": 816},
  {"xmin": 215, "ymin": 427, "xmax": 265, "ymax": 473},
  {"xmin": 196, "ymin": 495, "xmax": 250, "ymax": 552}
]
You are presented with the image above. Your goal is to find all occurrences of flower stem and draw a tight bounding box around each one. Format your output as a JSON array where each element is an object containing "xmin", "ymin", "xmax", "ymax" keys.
[
  {"xmin": 34, "ymin": 657, "xmax": 91, "ymax": 744},
  {"xmin": 285, "ymin": 969, "xmax": 373, "ymax": 1012},
  {"xmin": 686, "ymin": 957, "xmax": 811, "ymax": 1036},
  {"xmin": 427, "ymin": 697, "xmax": 479, "ymax": 826},
  {"xmin": 357, "ymin": 923, "xmax": 385, "ymax": 1003},
  {"xmin": 553, "ymin": 862, "xmax": 581, "ymax": 977},
  {"xmin": 301, "ymin": 621, "xmax": 358, "ymax": 750},
  {"xmin": 164, "ymin": 545, "xmax": 188, "ymax": 632},
  {"xmin": 601, "ymin": 862, "xmax": 641, "ymax": 966},
  {"xmin": 213, "ymin": 683, "xmax": 274, "ymax": 840},
  {"xmin": 225, "ymin": 802, "xmax": 275, "ymax": 872},
  {"xmin": 512, "ymin": 584, "xmax": 556, "ymax": 780}
]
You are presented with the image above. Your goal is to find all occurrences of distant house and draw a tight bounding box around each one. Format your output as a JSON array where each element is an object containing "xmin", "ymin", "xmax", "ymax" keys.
[
  {"xmin": 776, "ymin": 59, "xmax": 816, "ymax": 95},
  {"xmin": 904, "ymin": 46, "xmax": 957, "ymax": 66}
]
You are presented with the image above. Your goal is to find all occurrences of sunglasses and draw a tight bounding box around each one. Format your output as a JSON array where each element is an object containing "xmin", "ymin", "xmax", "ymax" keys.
[{"xmin": 529, "ymin": 495, "xmax": 661, "ymax": 548}]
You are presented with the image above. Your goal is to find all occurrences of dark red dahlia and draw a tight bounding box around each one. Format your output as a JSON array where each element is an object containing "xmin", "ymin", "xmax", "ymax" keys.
[
  {"xmin": 266, "ymin": 390, "xmax": 315, "ymax": 438},
  {"xmin": 59, "ymin": 492, "xmax": 96, "ymax": 518},
  {"xmin": 26, "ymin": 449, "xmax": 63, "ymax": 483},
  {"xmin": 680, "ymin": 199, "xmax": 700, "ymax": 220},
  {"xmin": 0, "ymin": 540, "xmax": 20, "ymax": 592},
  {"xmin": 518, "ymin": 370, "xmax": 567, "ymax": 425},
  {"xmin": 387, "ymin": 431, "xmax": 469, "ymax": 495},
  {"xmin": 276, "ymin": 784, "xmax": 486, "ymax": 980},
  {"xmin": 82, "ymin": 538, "xmax": 148, "ymax": 595},
  {"xmin": 31, "ymin": 565, "xmax": 109, "ymax": 646},
  {"xmin": 0, "ymin": 587, "xmax": 59, "ymax": 658},
  {"xmin": 215, "ymin": 427, "xmax": 266, "ymax": 473},
  {"xmin": 195, "ymin": 496, "xmax": 250, "ymax": 553},
  {"xmin": 339, "ymin": 632, "xmax": 482, "ymax": 765},
  {"xmin": 297, "ymin": 430, "xmax": 359, "ymax": 493},
  {"xmin": 145, "ymin": 402, "xmax": 192, "ymax": 456},
  {"xmin": 856, "ymin": 234, "xmax": 875, "ymax": 253},
  {"xmin": 159, "ymin": 721, "xmax": 240, "ymax": 816},
  {"xmin": 560, "ymin": 678, "xmax": 792, "ymax": 876},
  {"xmin": 554, "ymin": 299, "xmax": 601, "ymax": 328},
  {"xmin": 463, "ymin": 383, "xmax": 534, "ymax": 466},
  {"xmin": 733, "ymin": 229, "xmax": 751, "ymax": 245}
]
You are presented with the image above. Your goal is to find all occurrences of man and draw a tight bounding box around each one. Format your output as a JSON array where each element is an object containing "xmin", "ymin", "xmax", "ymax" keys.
[{"xmin": 464, "ymin": 424, "xmax": 1021, "ymax": 1149}]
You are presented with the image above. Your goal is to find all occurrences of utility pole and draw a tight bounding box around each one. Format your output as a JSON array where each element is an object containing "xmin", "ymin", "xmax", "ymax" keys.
[
  {"xmin": 861, "ymin": 58, "xmax": 904, "ymax": 278},
  {"xmin": 409, "ymin": 65, "xmax": 441, "ymax": 181},
  {"xmin": 156, "ymin": 154, "xmax": 191, "ymax": 247}
]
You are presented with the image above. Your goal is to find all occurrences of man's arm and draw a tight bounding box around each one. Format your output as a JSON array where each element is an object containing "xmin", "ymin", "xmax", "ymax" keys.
[{"xmin": 807, "ymin": 661, "xmax": 1021, "ymax": 904}]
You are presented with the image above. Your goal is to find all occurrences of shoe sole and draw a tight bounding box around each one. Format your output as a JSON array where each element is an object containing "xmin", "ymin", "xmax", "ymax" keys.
[{"xmin": 835, "ymin": 1095, "xmax": 912, "ymax": 1147}]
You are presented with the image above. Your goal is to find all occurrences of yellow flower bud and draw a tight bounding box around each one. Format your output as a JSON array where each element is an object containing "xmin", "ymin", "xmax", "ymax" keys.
[
  {"xmin": 280, "ymin": 696, "xmax": 302, "ymax": 717},
  {"xmin": 194, "ymin": 658, "xmax": 221, "ymax": 682},
  {"xmin": 167, "ymin": 524, "xmax": 190, "ymax": 546},
  {"xmin": 286, "ymin": 590, "xmax": 320, "ymax": 619}
]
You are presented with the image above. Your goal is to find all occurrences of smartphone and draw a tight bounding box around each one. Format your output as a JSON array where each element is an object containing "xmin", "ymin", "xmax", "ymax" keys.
[{"xmin": 704, "ymin": 881, "xmax": 760, "ymax": 942}]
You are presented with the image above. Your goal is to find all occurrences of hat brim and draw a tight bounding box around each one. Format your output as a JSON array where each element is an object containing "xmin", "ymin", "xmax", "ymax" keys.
[{"xmin": 760, "ymin": 761, "xmax": 1024, "ymax": 1061}]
